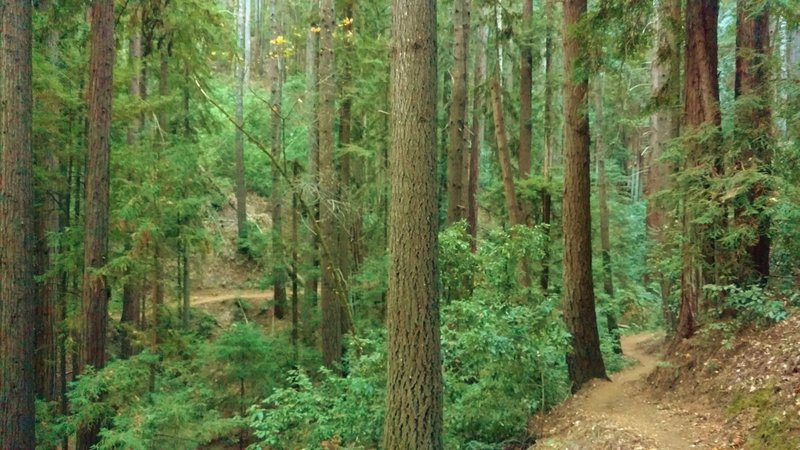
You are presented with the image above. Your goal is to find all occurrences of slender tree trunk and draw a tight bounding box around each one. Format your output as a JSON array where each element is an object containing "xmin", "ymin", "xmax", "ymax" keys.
[
  {"xmin": 303, "ymin": 21, "xmax": 320, "ymax": 346},
  {"xmin": 291, "ymin": 162, "xmax": 300, "ymax": 364},
  {"xmin": 594, "ymin": 76, "xmax": 621, "ymax": 354},
  {"xmin": 467, "ymin": 24, "xmax": 488, "ymax": 250},
  {"xmin": 646, "ymin": 0, "xmax": 681, "ymax": 331},
  {"xmin": 490, "ymin": 73, "xmax": 524, "ymax": 227},
  {"xmin": 446, "ymin": 0, "xmax": 470, "ymax": 224},
  {"xmin": 319, "ymin": 0, "xmax": 342, "ymax": 371},
  {"xmin": 383, "ymin": 0, "xmax": 442, "ymax": 446},
  {"xmin": 734, "ymin": 0, "xmax": 771, "ymax": 283},
  {"xmin": 562, "ymin": 0, "xmax": 607, "ymax": 392},
  {"xmin": 269, "ymin": 0, "xmax": 286, "ymax": 319},
  {"xmin": 77, "ymin": 1, "xmax": 115, "ymax": 447},
  {"xmin": 182, "ymin": 246, "xmax": 190, "ymax": 328},
  {"xmin": 677, "ymin": 0, "xmax": 720, "ymax": 340},
  {"xmin": 518, "ymin": 0, "xmax": 534, "ymax": 224},
  {"xmin": 540, "ymin": 0, "xmax": 555, "ymax": 292},
  {"xmin": 0, "ymin": 0, "xmax": 36, "ymax": 446},
  {"xmin": 234, "ymin": 0, "xmax": 248, "ymax": 242}
]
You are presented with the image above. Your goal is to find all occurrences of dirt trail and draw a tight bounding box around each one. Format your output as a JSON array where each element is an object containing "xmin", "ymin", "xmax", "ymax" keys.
[
  {"xmin": 191, "ymin": 289, "xmax": 273, "ymax": 306},
  {"xmin": 534, "ymin": 333, "xmax": 716, "ymax": 449}
]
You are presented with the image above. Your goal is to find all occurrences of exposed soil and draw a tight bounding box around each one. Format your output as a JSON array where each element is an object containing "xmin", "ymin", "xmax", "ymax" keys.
[{"xmin": 532, "ymin": 333, "xmax": 730, "ymax": 449}]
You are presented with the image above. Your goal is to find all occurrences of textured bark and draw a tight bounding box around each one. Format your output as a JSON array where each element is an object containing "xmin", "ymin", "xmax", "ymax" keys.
[
  {"xmin": 467, "ymin": 25, "xmax": 488, "ymax": 249},
  {"xmin": 303, "ymin": 21, "xmax": 319, "ymax": 346},
  {"xmin": 0, "ymin": 0, "xmax": 36, "ymax": 446},
  {"xmin": 337, "ymin": 0, "xmax": 354, "ymax": 334},
  {"xmin": 490, "ymin": 74, "xmax": 525, "ymax": 227},
  {"xmin": 269, "ymin": 0, "xmax": 287, "ymax": 319},
  {"xmin": 646, "ymin": 0, "xmax": 681, "ymax": 330},
  {"xmin": 77, "ymin": 1, "xmax": 115, "ymax": 448},
  {"xmin": 678, "ymin": 0, "xmax": 720, "ymax": 340},
  {"xmin": 319, "ymin": 0, "xmax": 342, "ymax": 371},
  {"xmin": 540, "ymin": 0, "xmax": 555, "ymax": 292},
  {"xmin": 562, "ymin": 0, "xmax": 607, "ymax": 392},
  {"xmin": 594, "ymin": 77, "xmax": 621, "ymax": 354},
  {"xmin": 383, "ymin": 0, "xmax": 443, "ymax": 447},
  {"xmin": 446, "ymin": 0, "xmax": 470, "ymax": 224},
  {"xmin": 734, "ymin": 0, "xmax": 771, "ymax": 282},
  {"xmin": 234, "ymin": 0, "xmax": 248, "ymax": 242},
  {"xmin": 518, "ymin": 0, "xmax": 534, "ymax": 224}
]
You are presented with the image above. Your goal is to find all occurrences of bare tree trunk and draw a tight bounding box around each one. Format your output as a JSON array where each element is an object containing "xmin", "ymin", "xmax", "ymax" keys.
[
  {"xmin": 383, "ymin": 0, "xmax": 442, "ymax": 446},
  {"xmin": 77, "ymin": 0, "xmax": 115, "ymax": 447},
  {"xmin": 0, "ymin": 0, "xmax": 36, "ymax": 446},
  {"xmin": 734, "ymin": 0, "xmax": 771, "ymax": 283},
  {"xmin": 467, "ymin": 24, "xmax": 488, "ymax": 250},
  {"xmin": 677, "ymin": 0, "xmax": 720, "ymax": 340},
  {"xmin": 303, "ymin": 20, "xmax": 319, "ymax": 346},
  {"xmin": 319, "ymin": 0, "xmax": 342, "ymax": 371},
  {"xmin": 490, "ymin": 73, "xmax": 524, "ymax": 228},
  {"xmin": 446, "ymin": 0, "xmax": 470, "ymax": 224},
  {"xmin": 646, "ymin": 0, "xmax": 681, "ymax": 331},
  {"xmin": 540, "ymin": 0, "xmax": 556, "ymax": 292},
  {"xmin": 234, "ymin": 0, "xmax": 248, "ymax": 242},
  {"xmin": 518, "ymin": 0, "xmax": 534, "ymax": 224},
  {"xmin": 269, "ymin": 0, "xmax": 286, "ymax": 319},
  {"xmin": 562, "ymin": 0, "xmax": 607, "ymax": 392}
]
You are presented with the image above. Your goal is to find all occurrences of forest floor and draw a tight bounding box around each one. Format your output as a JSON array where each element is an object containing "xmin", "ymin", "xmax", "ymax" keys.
[{"xmin": 532, "ymin": 313, "xmax": 800, "ymax": 450}]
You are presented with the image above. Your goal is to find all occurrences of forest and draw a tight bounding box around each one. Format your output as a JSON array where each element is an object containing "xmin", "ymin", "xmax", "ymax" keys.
[{"xmin": 1, "ymin": 0, "xmax": 799, "ymax": 448}]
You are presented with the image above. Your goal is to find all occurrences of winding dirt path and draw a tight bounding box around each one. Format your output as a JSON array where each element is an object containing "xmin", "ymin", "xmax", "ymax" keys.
[
  {"xmin": 191, "ymin": 289, "xmax": 274, "ymax": 306},
  {"xmin": 534, "ymin": 333, "xmax": 716, "ymax": 449}
]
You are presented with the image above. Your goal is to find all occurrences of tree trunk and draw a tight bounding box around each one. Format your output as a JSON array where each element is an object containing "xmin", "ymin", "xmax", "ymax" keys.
[
  {"xmin": 562, "ymin": 0, "xmax": 607, "ymax": 392},
  {"xmin": 540, "ymin": 0, "xmax": 555, "ymax": 292},
  {"xmin": 303, "ymin": 20, "xmax": 320, "ymax": 346},
  {"xmin": 677, "ymin": 0, "xmax": 720, "ymax": 340},
  {"xmin": 490, "ymin": 73, "xmax": 525, "ymax": 228},
  {"xmin": 734, "ymin": 0, "xmax": 771, "ymax": 283},
  {"xmin": 77, "ymin": 0, "xmax": 115, "ymax": 447},
  {"xmin": 0, "ymin": 0, "xmax": 36, "ymax": 446},
  {"xmin": 646, "ymin": 0, "xmax": 681, "ymax": 331},
  {"xmin": 319, "ymin": 0, "xmax": 342, "ymax": 371},
  {"xmin": 383, "ymin": 0, "xmax": 442, "ymax": 447},
  {"xmin": 594, "ymin": 76, "xmax": 621, "ymax": 354},
  {"xmin": 234, "ymin": 0, "xmax": 248, "ymax": 242},
  {"xmin": 269, "ymin": 0, "xmax": 286, "ymax": 319},
  {"xmin": 446, "ymin": 0, "xmax": 470, "ymax": 224},
  {"xmin": 518, "ymin": 0, "xmax": 533, "ymax": 224},
  {"xmin": 467, "ymin": 24, "xmax": 488, "ymax": 250}
]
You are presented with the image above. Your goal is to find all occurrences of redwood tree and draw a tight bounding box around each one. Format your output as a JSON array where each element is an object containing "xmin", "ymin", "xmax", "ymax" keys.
[
  {"xmin": 383, "ymin": 0, "xmax": 442, "ymax": 447},
  {"xmin": 446, "ymin": 0, "xmax": 469, "ymax": 224},
  {"xmin": 562, "ymin": 0, "xmax": 607, "ymax": 391},
  {"xmin": 0, "ymin": 0, "xmax": 36, "ymax": 446},
  {"xmin": 78, "ymin": 0, "xmax": 115, "ymax": 447}
]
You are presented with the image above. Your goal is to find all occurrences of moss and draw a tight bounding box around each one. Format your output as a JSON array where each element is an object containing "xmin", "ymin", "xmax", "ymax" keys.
[{"xmin": 727, "ymin": 386, "xmax": 800, "ymax": 450}]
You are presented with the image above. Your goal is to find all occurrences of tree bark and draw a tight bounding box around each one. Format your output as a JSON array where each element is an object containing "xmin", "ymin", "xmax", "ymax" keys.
[
  {"xmin": 383, "ymin": 0, "xmax": 442, "ymax": 447},
  {"xmin": 446, "ymin": 0, "xmax": 470, "ymax": 224},
  {"xmin": 646, "ymin": 0, "xmax": 681, "ymax": 331},
  {"xmin": 467, "ymin": 24, "xmax": 488, "ymax": 249},
  {"xmin": 77, "ymin": 0, "xmax": 115, "ymax": 447},
  {"xmin": 540, "ymin": 0, "xmax": 555, "ymax": 292},
  {"xmin": 319, "ymin": 0, "xmax": 342, "ymax": 371},
  {"xmin": 234, "ymin": 0, "xmax": 248, "ymax": 242},
  {"xmin": 0, "ymin": 0, "xmax": 36, "ymax": 446},
  {"xmin": 303, "ymin": 20, "xmax": 319, "ymax": 346},
  {"xmin": 490, "ymin": 73, "xmax": 525, "ymax": 228},
  {"xmin": 677, "ymin": 0, "xmax": 720, "ymax": 340},
  {"xmin": 269, "ymin": 0, "xmax": 286, "ymax": 319},
  {"xmin": 734, "ymin": 0, "xmax": 771, "ymax": 283},
  {"xmin": 518, "ymin": 0, "xmax": 534, "ymax": 224},
  {"xmin": 562, "ymin": 0, "xmax": 607, "ymax": 392}
]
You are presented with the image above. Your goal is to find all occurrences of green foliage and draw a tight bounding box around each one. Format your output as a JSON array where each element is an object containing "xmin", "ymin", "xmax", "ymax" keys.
[{"xmin": 705, "ymin": 284, "xmax": 788, "ymax": 328}]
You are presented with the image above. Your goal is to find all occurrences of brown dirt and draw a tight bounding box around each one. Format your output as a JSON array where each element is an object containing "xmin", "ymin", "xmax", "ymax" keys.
[{"xmin": 532, "ymin": 333, "xmax": 730, "ymax": 450}]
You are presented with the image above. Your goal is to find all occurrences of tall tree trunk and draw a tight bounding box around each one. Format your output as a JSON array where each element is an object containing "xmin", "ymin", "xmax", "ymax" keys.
[
  {"xmin": 540, "ymin": 0, "xmax": 555, "ymax": 292},
  {"xmin": 0, "ymin": 0, "xmax": 36, "ymax": 446},
  {"xmin": 677, "ymin": 0, "xmax": 720, "ymax": 340},
  {"xmin": 337, "ymin": 0, "xmax": 354, "ymax": 335},
  {"xmin": 594, "ymin": 76, "xmax": 621, "ymax": 354},
  {"xmin": 646, "ymin": 0, "xmax": 681, "ymax": 331},
  {"xmin": 490, "ymin": 73, "xmax": 525, "ymax": 227},
  {"xmin": 77, "ymin": 0, "xmax": 115, "ymax": 447},
  {"xmin": 383, "ymin": 0, "xmax": 442, "ymax": 447},
  {"xmin": 291, "ymin": 162, "xmax": 301, "ymax": 364},
  {"xmin": 303, "ymin": 20, "xmax": 320, "ymax": 346},
  {"xmin": 467, "ymin": 24, "xmax": 488, "ymax": 249},
  {"xmin": 446, "ymin": 0, "xmax": 470, "ymax": 224},
  {"xmin": 319, "ymin": 0, "xmax": 342, "ymax": 371},
  {"xmin": 734, "ymin": 0, "xmax": 771, "ymax": 283},
  {"xmin": 518, "ymin": 0, "xmax": 533, "ymax": 224},
  {"xmin": 562, "ymin": 0, "xmax": 607, "ymax": 392},
  {"xmin": 234, "ymin": 0, "xmax": 248, "ymax": 242},
  {"xmin": 269, "ymin": 0, "xmax": 286, "ymax": 319}
]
